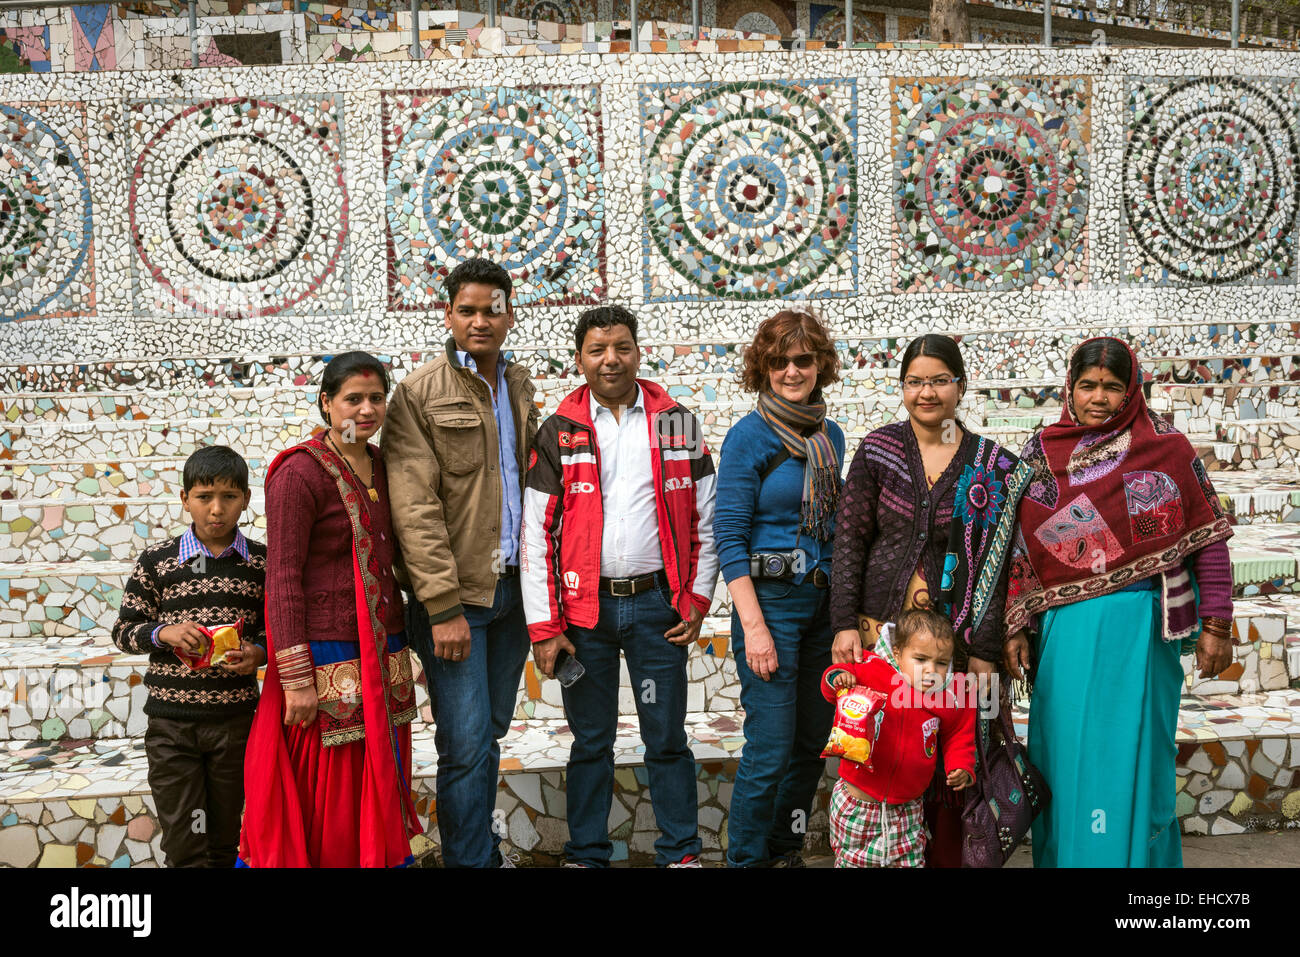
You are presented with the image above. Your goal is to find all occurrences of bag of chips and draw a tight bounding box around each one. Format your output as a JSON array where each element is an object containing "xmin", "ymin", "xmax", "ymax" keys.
[
  {"xmin": 173, "ymin": 620, "xmax": 244, "ymax": 671},
  {"xmin": 821, "ymin": 683, "xmax": 887, "ymax": 769}
]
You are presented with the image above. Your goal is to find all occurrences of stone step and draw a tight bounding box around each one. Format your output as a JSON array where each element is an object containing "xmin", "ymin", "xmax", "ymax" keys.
[
  {"xmin": 0, "ymin": 519, "xmax": 1289, "ymax": 638},
  {"xmin": 1226, "ymin": 523, "xmax": 1300, "ymax": 597},
  {"xmin": 3, "ymin": 406, "xmax": 1043, "ymax": 462},
  {"xmin": 0, "ymin": 711, "xmax": 757, "ymax": 867},
  {"xmin": 1198, "ymin": 419, "xmax": 1300, "ymax": 471},
  {"xmin": 4, "ymin": 690, "xmax": 1297, "ymax": 867},
  {"xmin": 0, "ymin": 496, "xmax": 269, "ymax": 563},
  {"xmin": 0, "ymin": 620, "xmax": 739, "ymax": 742},
  {"xmin": 0, "ymin": 511, "xmax": 1290, "ymax": 640},
  {"xmin": 0, "ymin": 553, "xmax": 727, "ymax": 638},
  {"xmin": 6, "ymin": 370, "xmax": 1293, "ymax": 426},
  {"xmin": 4, "ymin": 330, "xmax": 1295, "ymax": 392},
  {"xmin": 0, "ymin": 458, "xmax": 268, "ymax": 503},
  {"xmin": 0, "ymin": 582, "xmax": 1290, "ymax": 743},
  {"xmin": 1, "ymin": 416, "xmax": 322, "ymax": 461},
  {"xmin": 1212, "ymin": 471, "xmax": 1300, "ymax": 525}
]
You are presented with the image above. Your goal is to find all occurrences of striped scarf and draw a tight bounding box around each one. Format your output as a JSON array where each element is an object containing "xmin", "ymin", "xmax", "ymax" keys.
[{"xmin": 757, "ymin": 390, "xmax": 841, "ymax": 542}]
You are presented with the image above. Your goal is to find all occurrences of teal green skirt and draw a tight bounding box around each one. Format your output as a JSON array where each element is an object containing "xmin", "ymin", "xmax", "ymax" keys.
[{"xmin": 1029, "ymin": 587, "xmax": 1184, "ymax": 868}]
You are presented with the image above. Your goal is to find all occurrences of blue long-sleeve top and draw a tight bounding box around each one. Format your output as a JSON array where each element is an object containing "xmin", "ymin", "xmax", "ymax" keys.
[{"xmin": 713, "ymin": 409, "xmax": 846, "ymax": 585}]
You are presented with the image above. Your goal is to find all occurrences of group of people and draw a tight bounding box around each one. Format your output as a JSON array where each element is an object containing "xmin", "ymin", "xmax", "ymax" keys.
[{"xmin": 113, "ymin": 256, "xmax": 1236, "ymax": 869}]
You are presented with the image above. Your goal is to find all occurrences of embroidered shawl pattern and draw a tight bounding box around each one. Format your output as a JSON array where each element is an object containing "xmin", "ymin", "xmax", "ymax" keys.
[
  {"xmin": 1005, "ymin": 339, "xmax": 1233, "ymax": 637},
  {"xmin": 939, "ymin": 437, "xmax": 1033, "ymax": 650}
]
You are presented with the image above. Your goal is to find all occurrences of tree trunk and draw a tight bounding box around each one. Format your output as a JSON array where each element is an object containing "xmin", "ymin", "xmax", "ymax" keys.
[{"xmin": 930, "ymin": 0, "xmax": 971, "ymax": 42}]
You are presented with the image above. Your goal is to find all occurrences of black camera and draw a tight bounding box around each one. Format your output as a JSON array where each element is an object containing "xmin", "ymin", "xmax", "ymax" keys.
[{"xmin": 750, "ymin": 551, "xmax": 799, "ymax": 581}]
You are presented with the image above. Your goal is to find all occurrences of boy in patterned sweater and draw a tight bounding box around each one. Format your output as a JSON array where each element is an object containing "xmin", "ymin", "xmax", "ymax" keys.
[{"xmin": 112, "ymin": 446, "xmax": 267, "ymax": 867}]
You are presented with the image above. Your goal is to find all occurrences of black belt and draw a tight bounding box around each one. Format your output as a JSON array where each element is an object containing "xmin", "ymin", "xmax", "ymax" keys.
[
  {"xmin": 599, "ymin": 570, "xmax": 667, "ymax": 596},
  {"xmin": 499, "ymin": 566, "xmax": 520, "ymax": 577},
  {"xmin": 809, "ymin": 568, "xmax": 830, "ymax": 589}
]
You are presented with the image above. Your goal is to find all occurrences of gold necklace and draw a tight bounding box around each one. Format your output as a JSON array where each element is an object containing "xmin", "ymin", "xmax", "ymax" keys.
[{"xmin": 327, "ymin": 433, "xmax": 379, "ymax": 503}]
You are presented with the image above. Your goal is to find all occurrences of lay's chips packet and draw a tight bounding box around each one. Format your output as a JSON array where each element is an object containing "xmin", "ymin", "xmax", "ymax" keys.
[{"xmin": 821, "ymin": 684, "xmax": 887, "ymax": 769}]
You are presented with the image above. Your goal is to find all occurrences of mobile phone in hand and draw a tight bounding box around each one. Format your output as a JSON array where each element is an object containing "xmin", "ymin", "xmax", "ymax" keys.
[{"xmin": 553, "ymin": 649, "xmax": 585, "ymax": 688}]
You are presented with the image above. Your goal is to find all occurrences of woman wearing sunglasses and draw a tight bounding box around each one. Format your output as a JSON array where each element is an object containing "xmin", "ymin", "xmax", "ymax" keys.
[
  {"xmin": 830, "ymin": 334, "xmax": 1032, "ymax": 866},
  {"xmin": 713, "ymin": 310, "xmax": 845, "ymax": 867}
]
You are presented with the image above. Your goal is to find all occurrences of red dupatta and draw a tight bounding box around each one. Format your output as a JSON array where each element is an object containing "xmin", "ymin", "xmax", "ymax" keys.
[
  {"xmin": 239, "ymin": 435, "xmax": 419, "ymax": 867},
  {"xmin": 1005, "ymin": 339, "xmax": 1232, "ymax": 635}
]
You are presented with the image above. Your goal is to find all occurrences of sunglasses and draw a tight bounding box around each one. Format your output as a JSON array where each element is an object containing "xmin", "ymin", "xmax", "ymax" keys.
[{"xmin": 766, "ymin": 352, "xmax": 817, "ymax": 372}]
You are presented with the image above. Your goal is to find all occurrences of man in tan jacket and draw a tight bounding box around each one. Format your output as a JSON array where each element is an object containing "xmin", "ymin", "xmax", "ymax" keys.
[{"xmin": 382, "ymin": 258, "xmax": 538, "ymax": 868}]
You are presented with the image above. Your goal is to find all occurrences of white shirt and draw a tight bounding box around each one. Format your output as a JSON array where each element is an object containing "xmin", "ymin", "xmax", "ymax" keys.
[{"xmin": 591, "ymin": 386, "xmax": 663, "ymax": 578}]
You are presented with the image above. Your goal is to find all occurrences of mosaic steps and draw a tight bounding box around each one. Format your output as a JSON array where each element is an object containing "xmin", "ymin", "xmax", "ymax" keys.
[
  {"xmin": 1206, "ymin": 419, "xmax": 1300, "ymax": 465},
  {"xmin": 0, "ymin": 408, "xmax": 1042, "ymax": 465},
  {"xmin": 1, "ymin": 458, "xmax": 268, "ymax": 503},
  {"xmin": 0, "ymin": 715, "xmax": 764, "ymax": 868},
  {"xmin": 7, "ymin": 480, "xmax": 1296, "ymax": 567},
  {"xmin": 0, "ymin": 555, "xmax": 721, "ymax": 639},
  {"xmin": 1224, "ymin": 524, "xmax": 1300, "ymax": 597},
  {"xmin": 1211, "ymin": 471, "xmax": 1300, "ymax": 526},
  {"xmin": 0, "ymin": 644, "xmax": 732, "ymax": 742},
  {"xmin": 0, "ymin": 571, "xmax": 1291, "ymax": 744},
  {"xmin": 0, "ymin": 394, "xmax": 1281, "ymax": 503},
  {"xmin": 0, "ymin": 625, "xmax": 739, "ymax": 742},
  {"xmin": 7, "ymin": 372, "xmax": 1298, "ymax": 427},
  {"xmin": 0, "ymin": 495, "xmax": 266, "ymax": 564},
  {"xmin": 4, "ymin": 690, "xmax": 1299, "ymax": 867},
  {"xmin": 0, "ymin": 519, "xmax": 1293, "ymax": 635},
  {"xmin": 3, "ymin": 333, "xmax": 1295, "ymax": 394}
]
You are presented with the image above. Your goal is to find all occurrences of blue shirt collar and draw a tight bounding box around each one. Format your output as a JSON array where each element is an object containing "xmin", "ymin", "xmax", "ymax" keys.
[
  {"xmin": 178, "ymin": 524, "xmax": 250, "ymax": 562},
  {"xmin": 456, "ymin": 349, "xmax": 510, "ymax": 386}
]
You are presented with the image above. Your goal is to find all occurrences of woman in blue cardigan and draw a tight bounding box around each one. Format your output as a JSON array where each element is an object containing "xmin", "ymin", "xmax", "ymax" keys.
[{"xmin": 713, "ymin": 310, "xmax": 845, "ymax": 867}]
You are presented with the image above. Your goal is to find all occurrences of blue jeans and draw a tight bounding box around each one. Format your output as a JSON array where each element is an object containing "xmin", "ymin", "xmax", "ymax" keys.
[
  {"xmin": 726, "ymin": 578, "xmax": 834, "ymax": 867},
  {"xmin": 405, "ymin": 575, "xmax": 530, "ymax": 868},
  {"xmin": 561, "ymin": 581, "xmax": 700, "ymax": 867}
]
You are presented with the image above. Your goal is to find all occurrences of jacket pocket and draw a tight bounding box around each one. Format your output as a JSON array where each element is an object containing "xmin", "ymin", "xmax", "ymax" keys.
[{"xmin": 427, "ymin": 400, "xmax": 485, "ymax": 475}]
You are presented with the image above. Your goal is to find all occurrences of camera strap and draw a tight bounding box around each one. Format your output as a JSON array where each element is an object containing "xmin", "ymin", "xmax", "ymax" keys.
[{"xmin": 758, "ymin": 447, "xmax": 790, "ymax": 484}]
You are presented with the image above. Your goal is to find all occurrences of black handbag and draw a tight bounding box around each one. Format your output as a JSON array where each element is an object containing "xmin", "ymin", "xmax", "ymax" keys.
[{"xmin": 960, "ymin": 691, "xmax": 1050, "ymax": 867}]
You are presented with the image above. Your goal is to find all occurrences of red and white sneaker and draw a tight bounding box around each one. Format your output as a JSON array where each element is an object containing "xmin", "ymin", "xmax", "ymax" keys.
[{"xmin": 667, "ymin": 854, "xmax": 703, "ymax": 868}]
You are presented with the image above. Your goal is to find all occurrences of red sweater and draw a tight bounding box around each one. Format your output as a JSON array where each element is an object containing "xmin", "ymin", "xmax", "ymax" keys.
[
  {"xmin": 265, "ymin": 445, "xmax": 405, "ymax": 658},
  {"xmin": 821, "ymin": 656, "xmax": 976, "ymax": 805}
]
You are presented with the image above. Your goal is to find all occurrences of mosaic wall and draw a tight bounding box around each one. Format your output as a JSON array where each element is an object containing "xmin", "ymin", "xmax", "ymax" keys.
[
  {"xmin": 2, "ymin": 45, "xmax": 1300, "ymax": 866},
  {"xmin": 2, "ymin": 48, "xmax": 1298, "ymax": 358}
]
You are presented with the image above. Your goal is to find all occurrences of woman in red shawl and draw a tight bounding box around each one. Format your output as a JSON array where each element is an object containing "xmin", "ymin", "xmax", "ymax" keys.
[
  {"xmin": 1003, "ymin": 338, "xmax": 1234, "ymax": 867},
  {"xmin": 238, "ymin": 352, "xmax": 421, "ymax": 867}
]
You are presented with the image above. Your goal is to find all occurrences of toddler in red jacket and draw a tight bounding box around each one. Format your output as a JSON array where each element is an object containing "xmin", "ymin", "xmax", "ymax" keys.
[{"xmin": 822, "ymin": 608, "xmax": 976, "ymax": 867}]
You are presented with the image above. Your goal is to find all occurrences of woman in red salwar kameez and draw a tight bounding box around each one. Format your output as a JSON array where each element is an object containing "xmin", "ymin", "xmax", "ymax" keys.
[{"xmin": 239, "ymin": 352, "xmax": 421, "ymax": 867}]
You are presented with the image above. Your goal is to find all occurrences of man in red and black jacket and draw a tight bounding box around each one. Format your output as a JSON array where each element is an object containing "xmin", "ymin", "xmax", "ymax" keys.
[{"xmin": 521, "ymin": 305, "xmax": 719, "ymax": 868}]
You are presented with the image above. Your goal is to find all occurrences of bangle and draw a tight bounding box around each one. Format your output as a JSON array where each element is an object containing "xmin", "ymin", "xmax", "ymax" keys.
[{"xmin": 276, "ymin": 643, "xmax": 315, "ymax": 690}]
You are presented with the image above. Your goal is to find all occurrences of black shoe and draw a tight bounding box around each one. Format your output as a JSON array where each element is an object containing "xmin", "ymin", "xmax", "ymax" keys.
[{"xmin": 769, "ymin": 850, "xmax": 806, "ymax": 868}]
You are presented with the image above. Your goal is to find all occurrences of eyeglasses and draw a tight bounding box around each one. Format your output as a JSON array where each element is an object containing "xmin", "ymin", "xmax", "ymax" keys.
[
  {"xmin": 902, "ymin": 375, "xmax": 961, "ymax": 391},
  {"xmin": 766, "ymin": 353, "xmax": 817, "ymax": 372}
]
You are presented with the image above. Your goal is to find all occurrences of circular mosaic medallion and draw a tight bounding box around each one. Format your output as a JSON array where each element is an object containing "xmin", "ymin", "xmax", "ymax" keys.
[
  {"xmin": 130, "ymin": 97, "xmax": 348, "ymax": 318},
  {"xmin": 1123, "ymin": 77, "xmax": 1299, "ymax": 284},
  {"xmin": 385, "ymin": 86, "xmax": 604, "ymax": 307},
  {"xmin": 811, "ymin": 10, "xmax": 883, "ymax": 42},
  {"xmin": 894, "ymin": 78, "xmax": 1089, "ymax": 291},
  {"xmin": 643, "ymin": 81, "xmax": 857, "ymax": 300},
  {"xmin": 502, "ymin": 0, "xmax": 596, "ymax": 22},
  {"xmin": 0, "ymin": 104, "xmax": 93, "ymax": 321}
]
